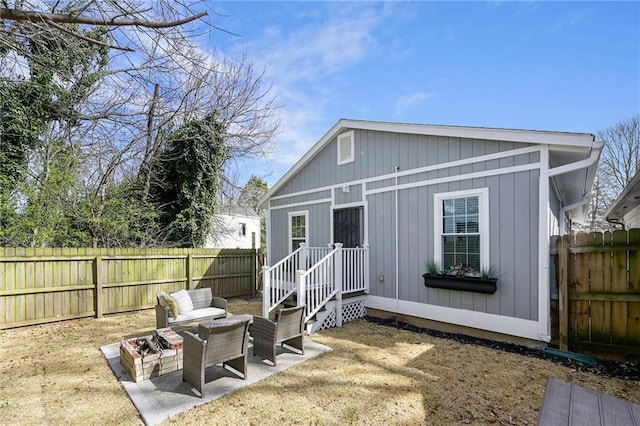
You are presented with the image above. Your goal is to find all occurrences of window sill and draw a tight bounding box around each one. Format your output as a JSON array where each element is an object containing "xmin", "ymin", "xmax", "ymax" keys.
[{"xmin": 422, "ymin": 274, "xmax": 497, "ymax": 294}]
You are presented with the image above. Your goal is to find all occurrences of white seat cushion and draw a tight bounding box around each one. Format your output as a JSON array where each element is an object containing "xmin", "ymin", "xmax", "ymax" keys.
[
  {"xmin": 171, "ymin": 289, "xmax": 194, "ymax": 315},
  {"xmin": 168, "ymin": 307, "xmax": 226, "ymax": 324}
]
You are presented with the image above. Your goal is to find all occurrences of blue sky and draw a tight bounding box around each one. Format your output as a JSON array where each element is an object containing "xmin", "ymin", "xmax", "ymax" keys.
[{"xmin": 203, "ymin": 1, "xmax": 640, "ymax": 188}]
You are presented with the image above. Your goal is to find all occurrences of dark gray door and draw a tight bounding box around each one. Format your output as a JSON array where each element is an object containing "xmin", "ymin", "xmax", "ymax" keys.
[{"xmin": 333, "ymin": 207, "xmax": 362, "ymax": 248}]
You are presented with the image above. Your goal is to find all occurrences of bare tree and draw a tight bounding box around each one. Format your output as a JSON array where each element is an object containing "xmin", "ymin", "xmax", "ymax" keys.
[
  {"xmin": 1, "ymin": 1, "xmax": 209, "ymax": 52},
  {"xmin": 1, "ymin": 0, "xmax": 280, "ymax": 247},
  {"xmin": 597, "ymin": 115, "xmax": 640, "ymax": 196},
  {"xmin": 583, "ymin": 115, "xmax": 640, "ymax": 232}
]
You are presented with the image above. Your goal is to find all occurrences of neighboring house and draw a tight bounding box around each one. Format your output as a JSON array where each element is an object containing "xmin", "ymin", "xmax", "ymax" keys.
[
  {"xmin": 258, "ymin": 119, "xmax": 603, "ymax": 342},
  {"xmin": 205, "ymin": 206, "xmax": 260, "ymax": 249},
  {"xmin": 604, "ymin": 169, "xmax": 640, "ymax": 229}
]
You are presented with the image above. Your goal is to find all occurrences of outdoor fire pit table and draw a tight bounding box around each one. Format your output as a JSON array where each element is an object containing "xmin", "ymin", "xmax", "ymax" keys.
[{"xmin": 119, "ymin": 327, "xmax": 184, "ymax": 382}]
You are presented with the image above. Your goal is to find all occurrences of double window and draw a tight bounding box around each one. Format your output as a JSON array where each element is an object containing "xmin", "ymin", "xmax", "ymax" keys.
[{"xmin": 434, "ymin": 189, "xmax": 489, "ymax": 272}]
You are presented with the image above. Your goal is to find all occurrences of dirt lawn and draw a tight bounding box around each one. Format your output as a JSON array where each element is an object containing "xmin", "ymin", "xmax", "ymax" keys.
[{"xmin": 0, "ymin": 297, "xmax": 638, "ymax": 425}]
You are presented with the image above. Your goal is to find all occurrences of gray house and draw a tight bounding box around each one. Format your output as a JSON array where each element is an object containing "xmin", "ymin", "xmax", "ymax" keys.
[
  {"xmin": 605, "ymin": 169, "xmax": 640, "ymax": 229},
  {"xmin": 258, "ymin": 119, "xmax": 603, "ymax": 342}
]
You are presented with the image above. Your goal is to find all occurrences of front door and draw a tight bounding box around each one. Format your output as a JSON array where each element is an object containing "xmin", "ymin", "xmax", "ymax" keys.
[{"xmin": 333, "ymin": 207, "xmax": 363, "ymax": 248}]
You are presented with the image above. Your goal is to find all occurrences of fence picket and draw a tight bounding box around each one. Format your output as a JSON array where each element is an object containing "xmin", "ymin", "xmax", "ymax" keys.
[
  {"xmin": 553, "ymin": 230, "xmax": 640, "ymax": 359},
  {"xmin": 588, "ymin": 232, "xmax": 609, "ymax": 344},
  {"xmin": 0, "ymin": 248, "xmax": 257, "ymax": 329},
  {"xmin": 628, "ymin": 229, "xmax": 640, "ymax": 344}
]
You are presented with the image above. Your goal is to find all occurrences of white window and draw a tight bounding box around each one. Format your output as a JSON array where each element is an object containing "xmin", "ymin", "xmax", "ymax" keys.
[
  {"xmin": 337, "ymin": 131, "xmax": 354, "ymax": 165},
  {"xmin": 239, "ymin": 223, "xmax": 247, "ymax": 237},
  {"xmin": 288, "ymin": 211, "xmax": 308, "ymax": 252},
  {"xmin": 434, "ymin": 188, "xmax": 489, "ymax": 272}
]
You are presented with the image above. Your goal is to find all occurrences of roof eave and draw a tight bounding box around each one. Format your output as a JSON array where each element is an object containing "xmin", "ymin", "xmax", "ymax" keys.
[
  {"xmin": 259, "ymin": 119, "xmax": 597, "ymax": 209},
  {"xmin": 604, "ymin": 168, "xmax": 640, "ymax": 221}
]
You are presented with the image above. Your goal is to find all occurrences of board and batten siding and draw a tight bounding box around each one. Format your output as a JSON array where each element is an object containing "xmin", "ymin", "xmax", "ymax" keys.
[
  {"xmin": 269, "ymin": 203, "xmax": 331, "ymax": 263},
  {"xmin": 269, "ymin": 129, "xmax": 541, "ymax": 321}
]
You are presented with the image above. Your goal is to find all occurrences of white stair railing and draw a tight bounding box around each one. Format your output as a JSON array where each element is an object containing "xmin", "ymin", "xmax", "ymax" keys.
[
  {"xmin": 262, "ymin": 245, "xmax": 304, "ymax": 318},
  {"xmin": 299, "ymin": 243, "xmax": 342, "ymax": 323},
  {"xmin": 342, "ymin": 245, "xmax": 369, "ymax": 294},
  {"xmin": 262, "ymin": 244, "xmax": 334, "ymax": 318},
  {"xmin": 262, "ymin": 243, "xmax": 370, "ymax": 328}
]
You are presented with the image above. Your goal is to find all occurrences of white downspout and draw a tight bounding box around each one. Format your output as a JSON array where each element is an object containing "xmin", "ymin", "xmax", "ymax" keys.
[{"xmin": 559, "ymin": 200, "xmax": 587, "ymax": 235}]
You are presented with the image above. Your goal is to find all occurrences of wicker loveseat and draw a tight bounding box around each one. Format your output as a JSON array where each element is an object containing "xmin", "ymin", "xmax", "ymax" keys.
[{"xmin": 155, "ymin": 287, "xmax": 227, "ymax": 329}]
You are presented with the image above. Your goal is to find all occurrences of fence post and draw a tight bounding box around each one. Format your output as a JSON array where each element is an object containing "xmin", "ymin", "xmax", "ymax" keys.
[
  {"xmin": 558, "ymin": 235, "xmax": 569, "ymax": 351},
  {"xmin": 251, "ymin": 249, "xmax": 257, "ymax": 298},
  {"xmin": 334, "ymin": 243, "xmax": 343, "ymax": 327},
  {"xmin": 262, "ymin": 265, "xmax": 270, "ymax": 318},
  {"xmin": 185, "ymin": 254, "xmax": 193, "ymax": 290},
  {"xmin": 93, "ymin": 256, "xmax": 103, "ymax": 318}
]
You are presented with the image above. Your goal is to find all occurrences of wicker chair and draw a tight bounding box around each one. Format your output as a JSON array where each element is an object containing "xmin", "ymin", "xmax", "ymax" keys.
[
  {"xmin": 252, "ymin": 305, "xmax": 305, "ymax": 366},
  {"xmin": 182, "ymin": 317, "xmax": 250, "ymax": 398}
]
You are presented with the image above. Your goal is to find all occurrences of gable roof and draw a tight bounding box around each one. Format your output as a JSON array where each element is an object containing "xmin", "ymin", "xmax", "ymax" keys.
[
  {"xmin": 604, "ymin": 168, "xmax": 640, "ymax": 224},
  {"xmin": 217, "ymin": 205, "xmax": 259, "ymax": 218},
  {"xmin": 259, "ymin": 119, "xmax": 599, "ymax": 212}
]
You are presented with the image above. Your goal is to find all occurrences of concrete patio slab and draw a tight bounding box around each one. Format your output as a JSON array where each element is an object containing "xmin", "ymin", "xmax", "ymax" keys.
[{"xmin": 101, "ymin": 338, "xmax": 331, "ymax": 425}]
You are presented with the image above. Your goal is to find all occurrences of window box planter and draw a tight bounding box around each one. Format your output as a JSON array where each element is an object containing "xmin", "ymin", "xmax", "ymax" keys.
[{"xmin": 422, "ymin": 273, "xmax": 497, "ymax": 294}]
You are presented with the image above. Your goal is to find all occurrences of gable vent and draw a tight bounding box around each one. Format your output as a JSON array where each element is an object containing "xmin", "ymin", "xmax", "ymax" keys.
[{"xmin": 337, "ymin": 131, "xmax": 354, "ymax": 165}]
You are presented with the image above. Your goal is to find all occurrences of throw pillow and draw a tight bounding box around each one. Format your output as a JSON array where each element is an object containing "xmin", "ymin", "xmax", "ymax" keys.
[
  {"xmin": 172, "ymin": 289, "xmax": 194, "ymax": 315},
  {"xmin": 159, "ymin": 292, "xmax": 179, "ymax": 318}
]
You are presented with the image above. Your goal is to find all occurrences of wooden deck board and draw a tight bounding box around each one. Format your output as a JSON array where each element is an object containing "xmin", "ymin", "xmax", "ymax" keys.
[{"xmin": 538, "ymin": 378, "xmax": 639, "ymax": 426}]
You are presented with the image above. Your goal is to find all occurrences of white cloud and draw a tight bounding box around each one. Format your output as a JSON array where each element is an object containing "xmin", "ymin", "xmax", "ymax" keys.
[
  {"xmin": 227, "ymin": 4, "xmax": 388, "ymax": 182},
  {"xmin": 395, "ymin": 91, "xmax": 437, "ymax": 115}
]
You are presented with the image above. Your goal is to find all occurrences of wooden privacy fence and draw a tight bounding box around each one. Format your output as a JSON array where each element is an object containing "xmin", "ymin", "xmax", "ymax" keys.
[
  {"xmin": 0, "ymin": 247, "xmax": 258, "ymax": 329},
  {"xmin": 554, "ymin": 230, "xmax": 640, "ymax": 359}
]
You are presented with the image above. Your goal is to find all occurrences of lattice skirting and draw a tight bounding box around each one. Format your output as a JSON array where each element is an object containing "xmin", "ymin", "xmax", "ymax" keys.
[{"xmin": 317, "ymin": 298, "xmax": 366, "ymax": 332}]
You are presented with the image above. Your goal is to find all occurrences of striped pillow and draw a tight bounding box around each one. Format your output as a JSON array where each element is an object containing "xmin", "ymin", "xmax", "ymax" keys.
[{"xmin": 171, "ymin": 289, "xmax": 194, "ymax": 315}]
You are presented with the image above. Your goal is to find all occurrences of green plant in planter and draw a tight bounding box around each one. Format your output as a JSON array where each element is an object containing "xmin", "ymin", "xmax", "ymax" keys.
[
  {"xmin": 479, "ymin": 266, "xmax": 499, "ymax": 281},
  {"xmin": 424, "ymin": 261, "xmax": 440, "ymax": 277}
]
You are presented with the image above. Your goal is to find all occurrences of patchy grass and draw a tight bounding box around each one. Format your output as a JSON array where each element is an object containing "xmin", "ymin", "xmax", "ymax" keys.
[{"xmin": 0, "ymin": 296, "xmax": 638, "ymax": 425}]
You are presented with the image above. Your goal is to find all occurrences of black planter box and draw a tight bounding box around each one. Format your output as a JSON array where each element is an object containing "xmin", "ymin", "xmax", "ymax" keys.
[{"xmin": 422, "ymin": 273, "xmax": 497, "ymax": 294}]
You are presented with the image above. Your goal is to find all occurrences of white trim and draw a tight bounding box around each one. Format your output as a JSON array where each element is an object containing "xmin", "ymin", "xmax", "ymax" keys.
[
  {"xmin": 265, "ymin": 210, "xmax": 271, "ymax": 265},
  {"xmin": 367, "ymin": 163, "xmax": 539, "ymax": 196},
  {"xmin": 366, "ymin": 296, "xmax": 543, "ymax": 341},
  {"xmin": 433, "ymin": 188, "xmax": 490, "ymax": 270},
  {"xmin": 331, "ymin": 200, "xmax": 365, "ymax": 209},
  {"xmin": 288, "ymin": 210, "xmax": 309, "ymax": 253},
  {"xmin": 340, "ymin": 120, "xmax": 594, "ymax": 146},
  {"xmin": 538, "ymin": 146, "xmax": 551, "ymax": 342},
  {"xmin": 268, "ymin": 145, "xmax": 540, "ymax": 202},
  {"xmin": 395, "ymin": 166, "xmax": 399, "ymax": 301},
  {"xmin": 548, "ymin": 141, "xmax": 604, "ymax": 177},
  {"xmin": 270, "ymin": 198, "xmax": 332, "ymax": 210},
  {"xmin": 337, "ymin": 131, "xmax": 355, "ymax": 165},
  {"xmin": 258, "ymin": 119, "xmax": 594, "ymax": 209}
]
